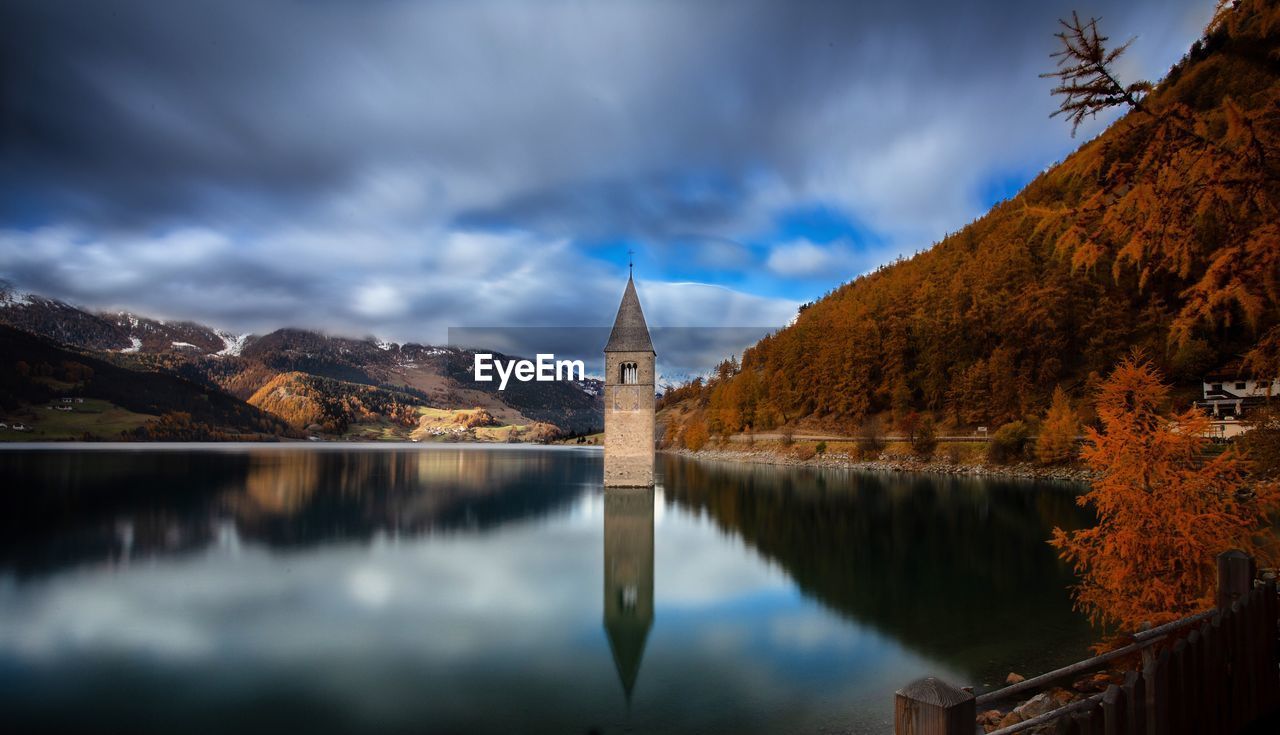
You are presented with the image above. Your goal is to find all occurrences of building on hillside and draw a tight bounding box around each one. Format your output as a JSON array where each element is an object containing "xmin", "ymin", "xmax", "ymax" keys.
[
  {"xmin": 603, "ymin": 272, "xmax": 655, "ymax": 487},
  {"xmin": 1195, "ymin": 369, "xmax": 1279, "ymax": 438}
]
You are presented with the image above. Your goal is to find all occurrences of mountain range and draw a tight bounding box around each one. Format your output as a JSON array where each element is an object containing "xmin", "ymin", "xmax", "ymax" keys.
[{"xmin": 0, "ymin": 282, "xmax": 602, "ymax": 441}]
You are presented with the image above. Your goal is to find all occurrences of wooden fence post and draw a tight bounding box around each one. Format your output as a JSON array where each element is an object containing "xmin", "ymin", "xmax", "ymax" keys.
[
  {"xmin": 1101, "ymin": 684, "xmax": 1126, "ymax": 735},
  {"xmin": 1170, "ymin": 639, "xmax": 1188, "ymax": 735},
  {"xmin": 1228, "ymin": 599, "xmax": 1248, "ymax": 732},
  {"xmin": 1216, "ymin": 549, "xmax": 1254, "ymax": 612},
  {"xmin": 1245, "ymin": 588, "xmax": 1262, "ymax": 720},
  {"xmin": 1207, "ymin": 616, "xmax": 1227, "ymax": 735},
  {"xmin": 1263, "ymin": 576, "xmax": 1280, "ymax": 711},
  {"xmin": 1146, "ymin": 648, "xmax": 1171, "ymax": 735},
  {"xmin": 1175, "ymin": 635, "xmax": 1194, "ymax": 735},
  {"xmin": 1122, "ymin": 669, "xmax": 1146, "ymax": 735},
  {"xmin": 1072, "ymin": 699, "xmax": 1103, "ymax": 734},
  {"xmin": 1141, "ymin": 644, "xmax": 1156, "ymax": 735},
  {"xmin": 894, "ymin": 677, "xmax": 974, "ymax": 735}
]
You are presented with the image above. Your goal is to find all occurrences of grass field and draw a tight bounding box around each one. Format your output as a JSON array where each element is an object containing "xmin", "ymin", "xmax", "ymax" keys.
[
  {"xmin": 473, "ymin": 425, "xmax": 520, "ymax": 441},
  {"xmin": 413, "ymin": 407, "xmax": 516, "ymax": 442},
  {"xmin": 343, "ymin": 420, "xmax": 412, "ymax": 441},
  {"xmin": 1, "ymin": 398, "xmax": 157, "ymax": 441}
]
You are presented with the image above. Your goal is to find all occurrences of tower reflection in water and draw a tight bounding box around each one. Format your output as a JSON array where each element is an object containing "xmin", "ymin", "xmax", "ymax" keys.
[{"xmin": 602, "ymin": 487, "xmax": 655, "ymax": 701}]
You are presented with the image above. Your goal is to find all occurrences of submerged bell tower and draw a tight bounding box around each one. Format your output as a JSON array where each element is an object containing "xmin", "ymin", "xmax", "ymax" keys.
[{"xmin": 603, "ymin": 269, "xmax": 655, "ymax": 487}]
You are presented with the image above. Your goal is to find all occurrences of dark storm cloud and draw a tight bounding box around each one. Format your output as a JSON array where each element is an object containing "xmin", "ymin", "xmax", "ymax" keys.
[
  {"xmin": 0, "ymin": 0, "xmax": 1215, "ymax": 364},
  {"xmin": 1, "ymin": 0, "xmax": 1211, "ymax": 231},
  {"xmin": 453, "ymin": 170, "xmax": 762, "ymax": 241}
]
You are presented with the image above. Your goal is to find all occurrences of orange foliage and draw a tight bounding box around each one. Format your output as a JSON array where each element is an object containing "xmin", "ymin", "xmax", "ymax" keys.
[
  {"xmin": 662, "ymin": 0, "xmax": 1280, "ymax": 434},
  {"xmin": 1043, "ymin": 0, "xmax": 1280, "ymax": 373},
  {"xmin": 681, "ymin": 413, "xmax": 709, "ymax": 451},
  {"xmin": 1050, "ymin": 353, "xmax": 1280, "ymax": 631},
  {"xmin": 793, "ymin": 444, "xmax": 817, "ymax": 461},
  {"xmin": 454, "ymin": 408, "xmax": 499, "ymax": 428},
  {"xmin": 248, "ymin": 371, "xmax": 422, "ymax": 432},
  {"xmin": 1036, "ymin": 386, "xmax": 1080, "ymax": 465},
  {"xmin": 657, "ymin": 377, "xmax": 704, "ymax": 410}
]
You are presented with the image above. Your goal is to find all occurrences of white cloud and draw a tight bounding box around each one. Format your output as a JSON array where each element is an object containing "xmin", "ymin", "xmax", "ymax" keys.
[
  {"xmin": 352, "ymin": 282, "xmax": 405, "ymax": 319},
  {"xmin": 0, "ymin": 0, "xmax": 1219, "ymax": 365},
  {"xmin": 0, "ymin": 223, "xmax": 798, "ymax": 374},
  {"xmin": 637, "ymin": 280, "xmax": 797, "ymax": 328},
  {"xmin": 764, "ymin": 238, "xmax": 863, "ymax": 278}
]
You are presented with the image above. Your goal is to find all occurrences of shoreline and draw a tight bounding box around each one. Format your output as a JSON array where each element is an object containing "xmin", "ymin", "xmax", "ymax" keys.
[
  {"xmin": 0, "ymin": 439, "xmax": 1093, "ymax": 483},
  {"xmin": 0, "ymin": 440, "xmax": 597, "ymax": 452},
  {"xmin": 663, "ymin": 447, "xmax": 1096, "ymax": 484}
]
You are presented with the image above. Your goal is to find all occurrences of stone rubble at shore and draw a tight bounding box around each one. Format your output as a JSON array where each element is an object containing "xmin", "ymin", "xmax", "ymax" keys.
[{"xmin": 665, "ymin": 447, "xmax": 1096, "ymax": 484}]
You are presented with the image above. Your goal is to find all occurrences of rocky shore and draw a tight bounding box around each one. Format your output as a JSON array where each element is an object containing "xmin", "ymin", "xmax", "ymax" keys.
[{"xmin": 664, "ymin": 447, "xmax": 1095, "ymax": 484}]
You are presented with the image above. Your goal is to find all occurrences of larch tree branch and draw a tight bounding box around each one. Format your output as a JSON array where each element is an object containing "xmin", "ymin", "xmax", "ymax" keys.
[{"xmin": 1041, "ymin": 12, "xmax": 1152, "ymax": 136}]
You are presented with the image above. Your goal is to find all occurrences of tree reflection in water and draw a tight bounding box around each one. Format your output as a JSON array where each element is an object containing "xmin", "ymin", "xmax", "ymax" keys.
[
  {"xmin": 657, "ymin": 454, "xmax": 1094, "ymax": 681},
  {"xmin": 0, "ymin": 446, "xmax": 595, "ymax": 576}
]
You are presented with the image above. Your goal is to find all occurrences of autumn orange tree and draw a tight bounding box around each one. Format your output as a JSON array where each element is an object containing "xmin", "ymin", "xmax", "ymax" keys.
[
  {"xmin": 1240, "ymin": 405, "xmax": 1280, "ymax": 479},
  {"xmin": 1051, "ymin": 353, "xmax": 1279, "ymax": 630},
  {"xmin": 681, "ymin": 412, "xmax": 709, "ymax": 451},
  {"xmin": 1036, "ymin": 386, "xmax": 1080, "ymax": 465}
]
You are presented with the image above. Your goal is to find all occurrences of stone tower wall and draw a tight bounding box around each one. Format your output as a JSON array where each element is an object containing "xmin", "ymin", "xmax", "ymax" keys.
[{"xmin": 604, "ymin": 350, "xmax": 655, "ymax": 486}]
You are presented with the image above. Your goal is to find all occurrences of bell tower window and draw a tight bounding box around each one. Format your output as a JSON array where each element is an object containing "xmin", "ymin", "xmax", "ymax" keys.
[{"xmin": 620, "ymin": 362, "xmax": 638, "ymax": 384}]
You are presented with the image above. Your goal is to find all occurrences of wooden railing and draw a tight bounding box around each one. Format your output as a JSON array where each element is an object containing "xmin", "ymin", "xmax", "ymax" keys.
[{"xmin": 894, "ymin": 550, "xmax": 1280, "ymax": 735}]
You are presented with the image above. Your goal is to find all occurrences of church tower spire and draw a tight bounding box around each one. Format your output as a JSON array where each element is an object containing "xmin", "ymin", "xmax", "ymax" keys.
[{"xmin": 603, "ymin": 271, "xmax": 655, "ymax": 487}]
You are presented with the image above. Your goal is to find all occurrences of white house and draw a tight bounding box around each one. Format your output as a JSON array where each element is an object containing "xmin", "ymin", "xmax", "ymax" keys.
[
  {"xmin": 1199, "ymin": 376, "xmax": 1278, "ymax": 415},
  {"xmin": 1196, "ymin": 372, "xmax": 1279, "ymax": 438}
]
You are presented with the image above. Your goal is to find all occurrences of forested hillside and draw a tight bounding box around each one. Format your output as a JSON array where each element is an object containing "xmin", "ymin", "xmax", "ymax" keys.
[
  {"xmin": 248, "ymin": 372, "xmax": 424, "ymax": 433},
  {"xmin": 667, "ymin": 0, "xmax": 1280, "ymax": 438}
]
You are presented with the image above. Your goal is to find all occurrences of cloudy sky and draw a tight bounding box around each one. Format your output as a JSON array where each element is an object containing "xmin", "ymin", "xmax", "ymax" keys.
[{"xmin": 0, "ymin": 0, "xmax": 1215, "ymax": 349}]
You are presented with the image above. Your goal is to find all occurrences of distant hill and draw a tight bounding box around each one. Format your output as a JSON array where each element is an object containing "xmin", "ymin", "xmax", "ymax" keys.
[
  {"xmin": 0, "ymin": 282, "xmax": 603, "ymax": 438},
  {"xmin": 247, "ymin": 371, "xmax": 424, "ymax": 433},
  {"xmin": 0, "ymin": 325, "xmax": 296, "ymax": 440},
  {"xmin": 666, "ymin": 0, "xmax": 1280, "ymax": 438}
]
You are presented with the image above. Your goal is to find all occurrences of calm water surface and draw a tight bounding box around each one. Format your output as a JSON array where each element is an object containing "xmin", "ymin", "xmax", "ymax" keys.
[{"xmin": 0, "ymin": 444, "xmax": 1094, "ymax": 734}]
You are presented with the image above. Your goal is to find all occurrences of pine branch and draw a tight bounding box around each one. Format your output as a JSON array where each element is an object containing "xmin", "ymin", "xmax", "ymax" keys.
[{"xmin": 1041, "ymin": 12, "xmax": 1151, "ymax": 136}]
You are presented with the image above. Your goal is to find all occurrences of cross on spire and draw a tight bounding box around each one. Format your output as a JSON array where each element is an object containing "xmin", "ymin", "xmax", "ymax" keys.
[{"xmin": 627, "ymin": 249, "xmax": 634, "ymax": 277}]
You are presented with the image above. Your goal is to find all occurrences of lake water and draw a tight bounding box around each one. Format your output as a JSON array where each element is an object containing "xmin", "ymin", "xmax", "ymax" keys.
[{"xmin": 0, "ymin": 444, "xmax": 1094, "ymax": 734}]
